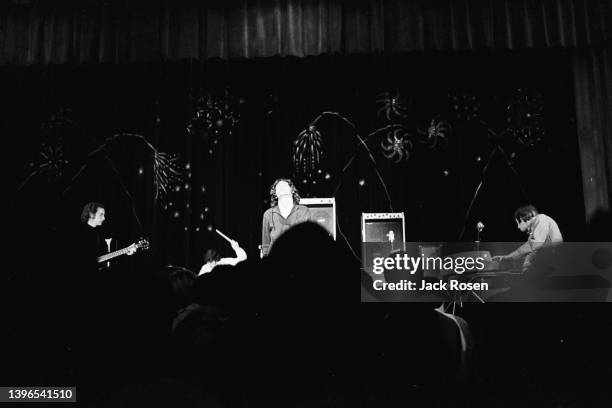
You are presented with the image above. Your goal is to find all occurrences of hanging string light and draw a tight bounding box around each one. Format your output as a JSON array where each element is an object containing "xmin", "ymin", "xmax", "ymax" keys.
[
  {"xmin": 32, "ymin": 142, "xmax": 69, "ymax": 182},
  {"xmin": 506, "ymin": 88, "xmax": 544, "ymax": 147},
  {"xmin": 449, "ymin": 93, "xmax": 480, "ymax": 122},
  {"xmin": 417, "ymin": 116, "xmax": 452, "ymax": 148},
  {"xmin": 380, "ymin": 126, "xmax": 413, "ymax": 163},
  {"xmin": 153, "ymin": 151, "xmax": 183, "ymax": 202},
  {"xmin": 292, "ymin": 124, "xmax": 323, "ymax": 181},
  {"xmin": 186, "ymin": 88, "xmax": 241, "ymax": 149},
  {"xmin": 376, "ymin": 90, "xmax": 410, "ymax": 120}
]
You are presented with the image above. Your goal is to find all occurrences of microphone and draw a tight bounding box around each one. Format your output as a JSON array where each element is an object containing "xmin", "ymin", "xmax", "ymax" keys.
[{"xmin": 475, "ymin": 221, "xmax": 484, "ymax": 249}]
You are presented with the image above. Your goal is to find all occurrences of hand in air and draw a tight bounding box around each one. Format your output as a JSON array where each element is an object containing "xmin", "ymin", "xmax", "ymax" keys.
[{"xmin": 229, "ymin": 239, "xmax": 240, "ymax": 250}]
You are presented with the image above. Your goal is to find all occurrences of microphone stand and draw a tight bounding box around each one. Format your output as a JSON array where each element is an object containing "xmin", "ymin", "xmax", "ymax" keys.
[{"xmin": 472, "ymin": 222, "xmax": 486, "ymax": 303}]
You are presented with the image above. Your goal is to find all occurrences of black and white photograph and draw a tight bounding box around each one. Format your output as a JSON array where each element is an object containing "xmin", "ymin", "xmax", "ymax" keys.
[{"xmin": 3, "ymin": 0, "xmax": 611, "ymax": 406}]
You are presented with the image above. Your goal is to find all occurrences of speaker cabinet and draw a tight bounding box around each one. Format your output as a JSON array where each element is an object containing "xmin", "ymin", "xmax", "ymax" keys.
[
  {"xmin": 361, "ymin": 212, "xmax": 405, "ymax": 243},
  {"xmin": 299, "ymin": 197, "xmax": 336, "ymax": 240},
  {"xmin": 361, "ymin": 213, "xmax": 406, "ymax": 273}
]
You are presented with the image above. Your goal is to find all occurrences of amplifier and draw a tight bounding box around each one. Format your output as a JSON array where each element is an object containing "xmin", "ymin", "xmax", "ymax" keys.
[
  {"xmin": 361, "ymin": 212, "xmax": 406, "ymax": 273},
  {"xmin": 299, "ymin": 197, "xmax": 336, "ymax": 240},
  {"xmin": 361, "ymin": 212, "xmax": 405, "ymax": 243}
]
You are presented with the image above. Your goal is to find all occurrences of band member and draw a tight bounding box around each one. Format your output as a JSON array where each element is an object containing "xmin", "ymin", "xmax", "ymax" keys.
[
  {"xmin": 78, "ymin": 202, "xmax": 106, "ymax": 264},
  {"xmin": 261, "ymin": 178, "xmax": 312, "ymax": 256},
  {"xmin": 199, "ymin": 233, "xmax": 247, "ymax": 276},
  {"xmin": 493, "ymin": 205, "xmax": 563, "ymax": 269}
]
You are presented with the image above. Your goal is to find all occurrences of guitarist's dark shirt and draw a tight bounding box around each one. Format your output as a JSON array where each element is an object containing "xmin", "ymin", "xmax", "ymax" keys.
[
  {"xmin": 73, "ymin": 223, "xmax": 105, "ymax": 273},
  {"xmin": 61, "ymin": 223, "xmax": 106, "ymax": 329},
  {"xmin": 68, "ymin": 223, "xmax": 121, "ymax": 353}
]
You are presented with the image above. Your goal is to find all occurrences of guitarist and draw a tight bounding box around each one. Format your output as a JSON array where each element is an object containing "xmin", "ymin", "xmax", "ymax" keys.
[
  {"xmin": 79, "ymin": 202, "xmax": 136, "ymax": 268},
  {"xmin": 74, "ymin": 201, "xmax": 105, "ymax": 273},
  {"xmin": 73, "ymin": 202, "xmax": 136, "ymax": 273},
  {"xmin": 71, "ymin": 202, "xmax": 136, "ymax": 372}
]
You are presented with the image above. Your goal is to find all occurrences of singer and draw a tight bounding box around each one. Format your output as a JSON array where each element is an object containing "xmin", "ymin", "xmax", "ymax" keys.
[{"xmin": 261, "ymin": 178, "xmax": 312, "ymax": 256}]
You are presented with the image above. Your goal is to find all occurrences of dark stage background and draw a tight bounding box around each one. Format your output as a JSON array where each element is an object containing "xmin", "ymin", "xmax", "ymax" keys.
[
  {"xmin": 5, "ymin": 50, "xmax": 585, "ymax": 273},
  {"xmin": 3, "ymin": 1, "xmax": 612, "ymax": 406}
]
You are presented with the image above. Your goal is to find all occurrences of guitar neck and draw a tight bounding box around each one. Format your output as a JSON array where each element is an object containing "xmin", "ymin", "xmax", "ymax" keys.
[{"xmin": 97, "ymin": 246, "xmax": 132, "ymax": 263}]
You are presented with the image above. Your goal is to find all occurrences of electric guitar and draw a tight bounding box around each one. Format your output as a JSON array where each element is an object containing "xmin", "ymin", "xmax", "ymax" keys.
[{"xmin": 97, "ymin": 238, "xmax": 149, "ymax": 264}]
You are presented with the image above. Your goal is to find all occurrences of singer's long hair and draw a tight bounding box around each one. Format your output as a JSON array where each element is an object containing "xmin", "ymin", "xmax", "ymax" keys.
[{"xmin": 269, "ymin": 178, "xmax": 301, "ymax": 207}]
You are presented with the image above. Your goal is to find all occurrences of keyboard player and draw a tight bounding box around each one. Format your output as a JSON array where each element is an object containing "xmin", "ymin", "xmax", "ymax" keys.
[{"xmin": 492, "ymin": 205, "xmax": 563, "ymax": 271}]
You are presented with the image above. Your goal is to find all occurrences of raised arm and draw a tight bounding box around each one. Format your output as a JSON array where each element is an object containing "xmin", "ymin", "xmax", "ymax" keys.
[{"xmin": 216, "ymin": 239, "xmax": 247, "ymax": 266}]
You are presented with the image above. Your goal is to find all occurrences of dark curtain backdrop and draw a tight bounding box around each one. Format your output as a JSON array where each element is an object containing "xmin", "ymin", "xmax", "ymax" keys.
[
  {"xmin": 3, "ymin": 0, "xmax": 609, "ymax": 272},
  {"xmin": 1, "ymin": 0, "xmax": 610, "ymax": 65},
  {"xmin": 573, "ymin": 46, "xmax": 612, "ymax": 235},
  {"xmin": 6, "ymin": 51, "xmax": 584, "ymax": 272}
]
